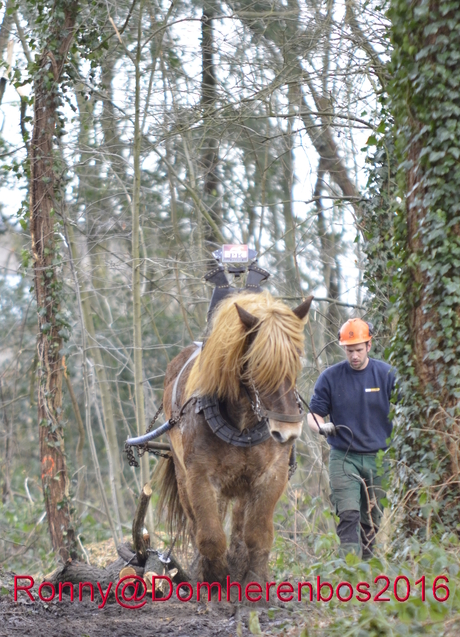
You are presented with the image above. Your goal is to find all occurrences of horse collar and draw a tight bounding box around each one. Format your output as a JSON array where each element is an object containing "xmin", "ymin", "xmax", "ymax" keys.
[{"xmin": 196, "ymin": 395, "xmax": 271, "ymax": 447}]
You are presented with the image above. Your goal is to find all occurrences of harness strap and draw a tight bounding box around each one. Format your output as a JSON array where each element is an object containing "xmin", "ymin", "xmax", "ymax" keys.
[
  {"xmin": 171, "ymin": 342, "xmax": 202, "ymax": 420},
  {"xmin": 242, "ymin": 385, "xmax": 304, "ymax": 423},
  {"xmin": 258, "ymin": 408, "xmax": 304, "ymax": 423}
]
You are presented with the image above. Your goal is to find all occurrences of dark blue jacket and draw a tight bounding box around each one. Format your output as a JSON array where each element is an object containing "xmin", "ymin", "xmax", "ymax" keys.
[{"xmin": 309, "ymin": 358, "xmax": 396, "ymax": 452}]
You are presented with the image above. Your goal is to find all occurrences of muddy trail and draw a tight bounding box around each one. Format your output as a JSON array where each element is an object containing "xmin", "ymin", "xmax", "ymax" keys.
[{"xmin": 0, "ymin": 578, "xmax": 303, "ymax": 637}]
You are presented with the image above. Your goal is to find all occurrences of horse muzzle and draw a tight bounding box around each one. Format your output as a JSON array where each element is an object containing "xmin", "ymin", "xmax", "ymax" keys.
[{"xmin": 268, "ymin": 419, "xmax": 303, "ymax": 444}]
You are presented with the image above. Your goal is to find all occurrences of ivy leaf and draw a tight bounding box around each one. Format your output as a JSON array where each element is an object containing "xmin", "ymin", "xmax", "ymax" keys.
[{"xmin": 429, "ymin": 150, "xmax": 446, "ymax": 162}]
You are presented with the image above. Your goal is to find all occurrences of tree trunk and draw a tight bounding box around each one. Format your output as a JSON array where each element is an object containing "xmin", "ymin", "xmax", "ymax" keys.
[
  {"xmin": 72, "ymin": 90, "xmax": 127, "ymax": 525},
  {"xmin": 132, "ymin": 483, "xmax": 152, "ymax": 565},
  {"xmin": 313, "ymin": 161, "xmax": 343, "ymax": 332},
  {"xmin": 201, "ymin": 0, "xmax": 221, "ymax": 254},
  {"xmin": 388, "ymin": 0, "xmax": 460, "ymax": 535},
  {"xmin": 280, "ymin": 116, "xmax": 300, "ymax": 292},
  {"xmin": 0, "ymin": 0, "xmax": 13, "ymax": 106},
  {"xmin": 63, "ymin": 370, "xmax": 85, "ymax": 513},
  {"xmin": 131, "ymin": 2, "xmax": 155, "ymax": 538},
  {"xmin": 30, "ymin": 0, "xmax": 79, "ymax": 561},
  {"xmin": 66, "ymin": 216, "xmax": 126, "ymax": 534}
]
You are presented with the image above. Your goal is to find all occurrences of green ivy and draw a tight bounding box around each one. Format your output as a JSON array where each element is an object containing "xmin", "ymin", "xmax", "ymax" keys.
[
  {"xmin": 385, "ymin": 0, "xmax": 460, "ymax": 537},
  {"xmin": 361, "ymin": 103, "xmax": 398, "ymax": 360}
]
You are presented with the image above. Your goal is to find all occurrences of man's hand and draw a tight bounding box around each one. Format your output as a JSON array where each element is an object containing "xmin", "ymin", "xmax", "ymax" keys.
[
  {"xmin": 307, "ymin": 412, "xmax": 337, "ymax": 436},
  {"xmin": 318, "ymin": 422, "xmax": 337, "ymax": 437}
]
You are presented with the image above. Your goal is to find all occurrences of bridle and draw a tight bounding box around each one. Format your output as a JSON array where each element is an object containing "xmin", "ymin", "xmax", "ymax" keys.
[{"xmin": 245, "ymin": 381, "xmax": 305, "ymax": 424}]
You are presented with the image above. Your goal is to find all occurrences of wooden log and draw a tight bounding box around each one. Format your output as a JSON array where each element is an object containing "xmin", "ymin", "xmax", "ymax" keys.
[
  {"xmin": 117, "ymin": 565, "xmax": 145, "ymax": 599},
  {"xmin": 167, "ymin": 554, "xmax": 191, "ymax": 584},
  {"xmin": 117, "ymin": 543, "xmax": 189, "ymax": 583},
  {"xmin": 143, "ymin": 571, "xmax": 165, "ymax": 595},
  {"xmin": 144, "ymin": 550, "xmax": 165, "ymax": 577},
  {"xmin": 43, "ymin": 553, "xmax": 189, "ymax": 602},
  {"xmin": 139, "ymin": 551, "xmax": 165, "ymax": 596},
  {"xmin": 119, "ymin": 565, "xmax": 136, "ymax": 578},
  {"xmin": 117, "ymin": 542, "xmax": 139, "ymax": 565},
  {"xmin": 119, "ymin": 565, "xmax": 144, "ymax": 578},
  {"xmin": 132, "ymin": 483, "xmax": 152, "ymax": 565},
  {"xmin": 47, "ymin": 558, "xmax": 126, "ymax": 599}
]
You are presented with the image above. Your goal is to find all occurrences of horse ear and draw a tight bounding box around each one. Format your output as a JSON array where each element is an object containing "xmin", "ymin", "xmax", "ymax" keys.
[
  {"xmin": 234, "ymin": 303, "xmax": 259, "ymax": 331},
  {"xmin": 292, "ymin": 295, "xmax": 314, "ymax": 320}
]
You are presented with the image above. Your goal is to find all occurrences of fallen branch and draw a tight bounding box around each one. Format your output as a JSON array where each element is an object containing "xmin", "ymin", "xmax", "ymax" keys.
[{"xmin": 132, "ymin": 483, "xmax": 152, "ymax": 565}]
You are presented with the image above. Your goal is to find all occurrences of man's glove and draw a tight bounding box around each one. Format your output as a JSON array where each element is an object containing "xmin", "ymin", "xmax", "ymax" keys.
[{"xmin": 318, "ymin": 422, "xmax": 337, "ymax": 437}]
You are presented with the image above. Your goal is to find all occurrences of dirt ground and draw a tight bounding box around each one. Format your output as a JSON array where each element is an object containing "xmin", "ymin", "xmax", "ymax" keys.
[{"xmin": 0, "ymin": 574, "xmax": 303, "ymax": 637}]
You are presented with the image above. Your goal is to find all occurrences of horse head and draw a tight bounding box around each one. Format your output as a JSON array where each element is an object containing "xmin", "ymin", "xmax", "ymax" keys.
[{"xmin": 235, "ymin": 296, "xmax": 313, "ymax": 444}]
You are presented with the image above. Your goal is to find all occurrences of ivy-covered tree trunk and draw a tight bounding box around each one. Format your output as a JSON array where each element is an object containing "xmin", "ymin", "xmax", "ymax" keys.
[
  {"xmin": 30, "ymin": 0, "xmax": 79, "ymax": 560},
  {"xmin": 389, "ymin": 0, "xmax": 460, "ymax": 536}
]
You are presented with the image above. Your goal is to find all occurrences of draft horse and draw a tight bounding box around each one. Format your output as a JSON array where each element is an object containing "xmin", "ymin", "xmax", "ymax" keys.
[{"xmin": 157, "ymin": 291, "xmax": 313, "ymax": 588}]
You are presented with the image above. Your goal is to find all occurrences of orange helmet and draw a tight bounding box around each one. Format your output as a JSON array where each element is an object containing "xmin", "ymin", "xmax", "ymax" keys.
[{"xmin": 338, "ymin": 318, "xmax": 373, "ymax": 345}]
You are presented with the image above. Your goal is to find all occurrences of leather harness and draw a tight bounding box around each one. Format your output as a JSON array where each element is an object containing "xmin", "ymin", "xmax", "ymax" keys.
[
  {"xmin": 126, "ymin": 343, "xmax": 299, "ymax": 477},
  {"xmin": 170, "ymin": 342, "xmax": 269, "ymax": 446},
  {"xmin": 171, "ymin": 342, "xmax": 203, "ymax": 422},
  {"xmin": 171, "ymin": 344, "xmax": 303, "ymax": 449},
  {"xmin": 196, "ymin": 394, "xmax": 272, "ymax": 447}
]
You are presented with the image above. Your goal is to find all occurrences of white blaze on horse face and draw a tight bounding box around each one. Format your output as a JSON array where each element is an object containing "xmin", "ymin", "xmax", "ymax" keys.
[{"xmin": 268, "ymin": 419, "xmax": 303, "ymax": 443}]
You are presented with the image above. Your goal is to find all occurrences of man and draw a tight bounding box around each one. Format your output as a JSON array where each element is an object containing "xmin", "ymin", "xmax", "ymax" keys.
[{"xmin": 307, "ymin": 318, "xmax": 396, "ymax": 559}]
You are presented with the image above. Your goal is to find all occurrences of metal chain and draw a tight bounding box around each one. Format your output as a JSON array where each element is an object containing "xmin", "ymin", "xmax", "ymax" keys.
[
  {"xmin": 124, "ymin": 401, "xmax": 168, "ymax": 467},
  {"xmin": 139, "ymin": 446, "xmax": 171, "ymax": 460},
  {"xmin": 249, "ymin": 381, "xmax": 263, "ymax": 419},
  {"xmin": 145, "ymin": 401, "xmax": 164, "ymax": 434},
  {"xmin": 125, "ymin": 441, "xmax": 139, "ymax": 467}
]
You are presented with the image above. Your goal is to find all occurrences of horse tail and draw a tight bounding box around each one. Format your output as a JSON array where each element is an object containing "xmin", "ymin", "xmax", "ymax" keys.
[{"xmin": 154, "ymin": 455, "xmax": 189, "ymax": 544}]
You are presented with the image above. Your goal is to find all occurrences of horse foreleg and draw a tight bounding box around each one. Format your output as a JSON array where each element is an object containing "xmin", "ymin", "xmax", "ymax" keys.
[
  {"xmin": 227, "ymin": 498, "xmax": 248, "ymax": 584},
  {"xmin": 244, "ymin": 479, "xmax": 286, "ymax": 585},
  {"xmin": 187, "ymin": 471, "xmax": 228, "ymax": 585}
]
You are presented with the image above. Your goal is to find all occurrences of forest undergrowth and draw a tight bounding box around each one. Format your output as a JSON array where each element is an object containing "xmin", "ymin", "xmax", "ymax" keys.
[{"xmin": 1, "ymin": 471, "xmax": 459, "ymax": 636}]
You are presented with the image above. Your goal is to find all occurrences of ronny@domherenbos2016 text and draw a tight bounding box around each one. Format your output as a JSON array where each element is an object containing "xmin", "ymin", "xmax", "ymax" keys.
[{"xmin": 13, "ymin": 574, "xmax": 450, "ymax": 609}]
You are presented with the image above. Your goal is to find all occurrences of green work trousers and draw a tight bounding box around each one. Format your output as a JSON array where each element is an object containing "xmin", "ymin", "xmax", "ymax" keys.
[{"xmin": 329, "ymin": 449, "xmax": 389, "ymax": 559}]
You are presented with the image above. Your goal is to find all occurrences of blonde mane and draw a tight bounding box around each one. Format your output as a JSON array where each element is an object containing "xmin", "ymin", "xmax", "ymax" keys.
[{"xmin": 186, "ymin": 291, "xmax": 306, "ymax": 401}]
